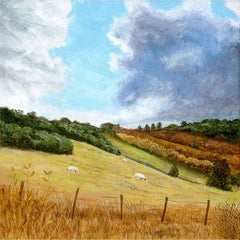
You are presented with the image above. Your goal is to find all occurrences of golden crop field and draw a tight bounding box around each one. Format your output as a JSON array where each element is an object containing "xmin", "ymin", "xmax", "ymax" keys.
[{"xmin": 0, "ymin": 180, "xmax": 239, "ymax": 239}]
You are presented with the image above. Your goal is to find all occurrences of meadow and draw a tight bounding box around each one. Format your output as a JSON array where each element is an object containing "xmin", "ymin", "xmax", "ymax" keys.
[
  {"xmin": 1, "ymin": 140, "xmax": 239, "ymax": 204},
  {"xmin": 0, "ymin": 139, "xmax": 239, "ymax": 238}
]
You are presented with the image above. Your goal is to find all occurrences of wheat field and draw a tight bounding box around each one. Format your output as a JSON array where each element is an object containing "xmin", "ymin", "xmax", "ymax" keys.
[{"xmin": 0, "ymin": 179, "xmax": 239, "ymax": 239}]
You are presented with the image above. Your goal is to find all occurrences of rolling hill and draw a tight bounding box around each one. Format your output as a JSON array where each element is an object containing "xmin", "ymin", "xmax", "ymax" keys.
[
  {"xmin": 0, "ymin": 139, "xmax": 238, "ymax": 206},
  {"xmin": 114, "ymin": 128, "xmax": 240, "ymax": 174}
]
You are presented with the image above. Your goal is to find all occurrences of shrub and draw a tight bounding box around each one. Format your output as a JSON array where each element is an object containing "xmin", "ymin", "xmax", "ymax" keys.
[
  {"xmin": 166, "ymin": 124, "xmax": 179, "ymax": 130},
  {"xmin": 168, "ymin": 165, "xmax": 179, "ymax": 178},
  {"xmin": 0, "ymin": 121, "xmax": 73, "ymax": 154},
  {"xmin": 207, "ymin": 159, "xmax": 232, "ymax": 191},
  {"xmin": 144, "ymin": 124, "xmax": 150, "ymax": 132},
  {"xmin": 177, "ymin": 154, "xmax": 187, "ymax": 163},
  {"xmin": 231, "ymin": 174, "xmax": 240, "ymax": 187},
  {"xmin": 187, "ymin": 142, "xmax": 199, "ymax": 149},
  {"xmin": 0, "ymin": 107, "xmax": 120, "ymax": 155}
]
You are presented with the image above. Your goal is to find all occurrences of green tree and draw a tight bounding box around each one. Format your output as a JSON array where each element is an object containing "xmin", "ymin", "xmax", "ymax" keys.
[
  {"xmin": 151, "ymin": 123, "xmax": 156, "ymax": 130},
  {"xmin": 207, "ymin": 159, "xmax": 231, "ymax": 190},
  {"xmin": 59, "ymin": 117, "xmax": 71, "ymax": 124},
  {"xmin": 166, "ymin": 124, "xmax": 178, "ymax": 130},
  {"xmin": 144, "ymin": 124, "xmax": 150, "ymax": 132},
  {"xmin": 138, "ymin": 125, "xmax": 142, "ymax": 131},
  {"xmin": 230, "ymin": 174, "xmax": 240, "ymax": 187},
  {"xmin": 168, "ymin": 165, "xmax": 179, "ymax": 177},
  {"xmin": 181, "ymin": 121, "xmax": 187, "ymax": 127},
  {"xmin": 100, "ymin": 122, "xmax": 114, "ymax": 131},
  {"xmin": 156, "ymin": 122, "xmax": 162, "ymax": 130}
]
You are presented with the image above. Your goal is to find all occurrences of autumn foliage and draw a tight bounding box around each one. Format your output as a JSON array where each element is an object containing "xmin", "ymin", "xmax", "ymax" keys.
[{"xmin": 116, "ymin": 129, "xmax": 240, "ymax": 173}]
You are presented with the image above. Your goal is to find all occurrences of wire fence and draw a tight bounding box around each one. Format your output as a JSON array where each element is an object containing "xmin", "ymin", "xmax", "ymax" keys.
[
  {"xmin": 47, "ymin": 184, "xmax": 213, "ymax": 224},
  {"xmin": 16, "ymin": 181, "xmax": 239, "ymax": 226}
]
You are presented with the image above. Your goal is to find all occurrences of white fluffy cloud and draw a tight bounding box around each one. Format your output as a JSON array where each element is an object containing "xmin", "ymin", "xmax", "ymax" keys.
[
  {"xmin": 183, "ymin": 0, "xmax": 211, "ymax": 12},
  {"xmin": 0, "ymin": 0, "xmax": 71, "ymax": 109},
  {"xmin": 109, "ymin": 0, "xmax": 240, "ymax": 123},
  {"xmin": 224, "ymin": 0, "xmax": 240, "ymax": 18}
]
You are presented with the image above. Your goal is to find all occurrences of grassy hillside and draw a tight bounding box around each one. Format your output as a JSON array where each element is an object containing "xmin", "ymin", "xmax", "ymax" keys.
[
  {"xmin": 105, "ymin": 134, "xmax": 208, "ymax": 184},
  {"xmin": 0, "ymin": 140, "xmax": 239, "ymax": 205}
]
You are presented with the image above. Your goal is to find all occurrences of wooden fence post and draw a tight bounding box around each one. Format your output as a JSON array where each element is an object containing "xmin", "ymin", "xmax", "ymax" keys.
[
  {"xmin": 71, "ymin": 187, "xmax": 79, "ymax": 219},
  {"xmin": 19, "ymin": 181, "xmax": 24, "ymax": 200},
  {"xmin": 161, "ymin": 197, "xmax": 168, "ymax": 222},
  {"xmin": 204, "ymin": 200, "xmax": 210, "ymax": 225},
  {"xmin": 120, "ymin": 194, "xmax": 123, "ymax": 220}
]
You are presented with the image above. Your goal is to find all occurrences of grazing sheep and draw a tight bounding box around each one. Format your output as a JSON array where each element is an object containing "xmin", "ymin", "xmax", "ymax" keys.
[
  {"xmin": 134, "ymin": 173, "xmax": 146, "ymax": 181},
  {"xmin": 122, "ymin": 158, "xmax": 128, "ymax": 162},
  {"xmin": 67, "ymin": 165, "xmax": 78, "ymax": 173}
]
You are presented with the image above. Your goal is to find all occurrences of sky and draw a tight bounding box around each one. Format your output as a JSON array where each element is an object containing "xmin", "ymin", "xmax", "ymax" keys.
[{"xmin": 0, "ymin": 0, "xmax": 239, "ymax": 128}]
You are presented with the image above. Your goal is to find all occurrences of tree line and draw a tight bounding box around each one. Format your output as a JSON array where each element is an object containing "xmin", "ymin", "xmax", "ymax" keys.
[
  {"xmin": 0, "ymin": 107, "xmax": 120, "ymax": 155},
  {"xmin": 138, "ymin": 119, "xmax": 240, "ymax": 142},
  {"xmin": 138, "ymin": 122, "xmax": 162, "ymax": 131}
]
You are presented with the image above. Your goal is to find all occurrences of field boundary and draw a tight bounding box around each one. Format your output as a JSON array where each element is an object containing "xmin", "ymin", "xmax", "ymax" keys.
[{"xmin": 53, "ymin": 187, "xmax": 214, "ymax": 224}]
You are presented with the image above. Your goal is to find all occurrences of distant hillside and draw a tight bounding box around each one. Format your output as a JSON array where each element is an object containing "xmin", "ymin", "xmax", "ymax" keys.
[
  {"xmin": 169, "ymin": 119, "xmax": 240, "ymax": 142},
  {"xmin": 0, "ymin": 107, "xmax": 120, "ymax": 155},
  {"xmin": 115, "ymin": 127, "xmax": 240, "ymax": 174},
  {"xmin": 137, "ymin": 119, "xmax": 240, "ymax": 142}
]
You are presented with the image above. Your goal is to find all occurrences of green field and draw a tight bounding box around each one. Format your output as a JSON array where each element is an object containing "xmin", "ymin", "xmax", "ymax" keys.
[
  {"xmin": 106, "ymin": 135, "xmax": 208, "ymax": 184},
  {"xmin": 0, "ymin": 139, "xmax": 239, "ymax": 205}
]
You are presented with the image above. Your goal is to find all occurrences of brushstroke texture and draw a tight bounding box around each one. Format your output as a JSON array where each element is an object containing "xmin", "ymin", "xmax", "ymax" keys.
[
  {"xmin": 109, "ymin": 1, "xmax": 240, "ymax": 123},
  {"xmin": 0, "ymin": 0, "xmax": 71, "ymax": 108}
]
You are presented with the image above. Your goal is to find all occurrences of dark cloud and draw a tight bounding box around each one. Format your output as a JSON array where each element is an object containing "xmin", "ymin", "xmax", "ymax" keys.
[{"xmin": 109, "ymin": 2, "xmax": 240, "ymax": 123}]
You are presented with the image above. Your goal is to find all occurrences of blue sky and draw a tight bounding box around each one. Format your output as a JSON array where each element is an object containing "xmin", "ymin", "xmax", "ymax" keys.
[
  {"xmin": 48, "ymin": 0, "xmax": 126, "ymax": 111},
  {"xmin": 0, "ymin": 0, "xmax": 239, "ymax": 127}
]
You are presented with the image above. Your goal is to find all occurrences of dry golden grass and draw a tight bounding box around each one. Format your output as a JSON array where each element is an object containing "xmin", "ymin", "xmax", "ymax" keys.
[{"xmin": 1, "ymin": 179, "xmax": 239, "ymax": 239}]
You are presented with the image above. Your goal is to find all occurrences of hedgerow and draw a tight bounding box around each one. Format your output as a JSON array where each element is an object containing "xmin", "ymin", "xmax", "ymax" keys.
[{"xmin": 0, "ymin": 107, "xmax": 120, "ymax": 155}]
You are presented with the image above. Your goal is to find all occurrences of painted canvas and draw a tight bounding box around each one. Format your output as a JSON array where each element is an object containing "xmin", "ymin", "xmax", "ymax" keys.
[{"xmin": 0, "ymin": 0, "xmax": 239, "ymax": 238}]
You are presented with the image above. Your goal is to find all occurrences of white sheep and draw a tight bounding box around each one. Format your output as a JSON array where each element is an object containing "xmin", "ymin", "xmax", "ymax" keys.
[
  {"xmin": 122, "ymin": 158, "xmax": 128, "ymax": 162},
  {"xmin": 134, "ymin": 173, "xmax": 146, "ymax": 181},
  {"xmin": 67, "ymin": 165, "xmax": 78, "ymax": 173}
]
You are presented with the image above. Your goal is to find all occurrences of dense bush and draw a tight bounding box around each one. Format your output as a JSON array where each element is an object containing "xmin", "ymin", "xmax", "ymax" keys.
[
  {"xmin": 0, "ymin": 121, "xmax": 73, "ymax": 154},
  {"xmin": 207, "ymin": 159, "xmax": 232, "ymax": 191},
  {"xmin": 0, "ymin": 107, "xmax": 120, "ymax": 155},
  {"xmin": 168, "ymin": 165, "xmax": 179, "ymax": 177},
  {"xmin": 165, "ymin": 119, "xmax": 240, "ymax": 142},
  {"xmin": 230, "ymin": 174, "xmax": 240, "ymax": 187},
  {"xmin": 100, "ymin": 122, "xmax": 116, "ymax": 136},
  {"xmin": 52, "ymin": 121, "xmax": 120, "ymax": 155}
]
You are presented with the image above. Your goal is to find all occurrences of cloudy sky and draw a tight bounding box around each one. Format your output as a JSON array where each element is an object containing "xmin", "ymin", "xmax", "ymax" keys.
[{"xmin": 0, "ymin": 0, "xmax": 239, "ymax": 127}]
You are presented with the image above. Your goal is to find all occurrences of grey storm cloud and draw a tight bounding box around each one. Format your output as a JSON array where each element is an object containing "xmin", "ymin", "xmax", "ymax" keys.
[
  {"xmin": 0, "ymin": 0, "xmax": 71, "ymax": 108},
  {"xmin": 109, "ymin": 1, "xmax": 240, "ymax": 123}
]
